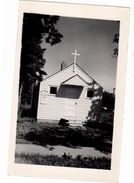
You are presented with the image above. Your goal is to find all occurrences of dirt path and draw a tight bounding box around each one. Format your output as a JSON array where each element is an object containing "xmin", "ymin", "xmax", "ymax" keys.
[{"xmin": 15, "ymin": 143, "xmax": 111, "ymax": 158}]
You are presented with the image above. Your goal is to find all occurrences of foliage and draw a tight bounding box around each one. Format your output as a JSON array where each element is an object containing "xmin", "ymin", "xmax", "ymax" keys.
[
  {"xmin": 15, "ymin": 153, "xmax": 111, "ymax": 169},
  {"xmin": 58, "ymin": 118, "xmax": 69, "ymax": 126},
  {"xmin": 113, "ymin": 33, "xmax": 119, "ymax": 57},
  {"xmin": 102, "ymin": 91, "xmax": 115, "ymax": 112},
  {"xmin": 19, "ymin": 13, "xmax": 63, "ymax": 105},
  {"xmin": 100, "ymin": 112, "xmax": 114, "ymax": 124},
  {"xmin": 85, "ymin": 81, "xmax": 103, "ymax": 123}
]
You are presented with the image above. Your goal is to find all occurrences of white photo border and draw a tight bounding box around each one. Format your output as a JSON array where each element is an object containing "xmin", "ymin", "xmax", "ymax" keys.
[{"xmin": 8, "ymin": 1, "xmax": 130, "ymax": 183}]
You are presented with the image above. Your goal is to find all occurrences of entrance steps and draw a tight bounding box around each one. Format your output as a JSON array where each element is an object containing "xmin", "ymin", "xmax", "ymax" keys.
[{"xmin": 69, "ymin": 120, "xmax": 83, "ymax": 127}]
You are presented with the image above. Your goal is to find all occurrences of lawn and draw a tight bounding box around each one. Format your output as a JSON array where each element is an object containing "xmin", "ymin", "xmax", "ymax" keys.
[
  {"xmin": 15, "ymin": 118, "xmax": 113, "ymax": 169},
  {"xmin": 16, "ymin": 118, "xmax": 113, "ymax": 153},
  {"xmin": 15, "ymin": 153, "xmax": 111, "ymax": 169}
]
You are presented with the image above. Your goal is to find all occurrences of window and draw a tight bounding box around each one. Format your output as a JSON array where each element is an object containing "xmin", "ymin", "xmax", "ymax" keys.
[
  {"xmin": 56, "ymin": 85, "xmax": 83, "ymax": 99},
  {"xmin": 50, "ymin": 87, "xmax": 57, "ymax": 94},
  {"xmin": 87, "ymin": 89, "xmax": 94, "ymax": 98}
]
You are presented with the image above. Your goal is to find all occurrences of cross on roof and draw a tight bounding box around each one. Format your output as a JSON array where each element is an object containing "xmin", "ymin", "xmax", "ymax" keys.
[{"xmin": 72, "ymin": 49, "xmax": 80, "ymax": 65}]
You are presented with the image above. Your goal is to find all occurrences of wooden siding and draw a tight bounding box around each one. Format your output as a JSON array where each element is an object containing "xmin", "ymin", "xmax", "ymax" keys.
[
  {"xmin": 37, "ymin": 64, "xmax": 102, "ymax": 122},
  {"xmin": 37, "ymin": 90, "xmax": 92, "ymax": 121}
]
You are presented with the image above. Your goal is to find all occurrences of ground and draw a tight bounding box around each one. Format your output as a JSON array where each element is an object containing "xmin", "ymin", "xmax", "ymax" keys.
[{"xmin": 15, "ymin": 118, "xmax": 113, "ymax": 170}]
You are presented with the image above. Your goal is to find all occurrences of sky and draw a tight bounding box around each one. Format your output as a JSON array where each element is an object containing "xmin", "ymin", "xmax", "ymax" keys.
[{"xmin": 41, "ymin": 16, "xmax": 119, "ymax": 92}]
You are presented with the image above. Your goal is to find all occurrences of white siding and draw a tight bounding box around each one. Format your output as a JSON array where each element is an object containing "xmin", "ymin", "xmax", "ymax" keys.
[
  {"xmin": 37, "ymin": 64, "xmax": 101, "ymax": 122},
  {"xmin": 38, "ymin": 87, "xmax": 92, "ymax": 121},
  {"xmin": 38, "ymin": 96, "xmax": 65, "ymax": 120}
]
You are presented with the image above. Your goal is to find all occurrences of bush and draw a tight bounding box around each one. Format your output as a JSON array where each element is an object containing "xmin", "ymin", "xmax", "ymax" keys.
[
  {"xmin": 58, "ymin": 118, "xmax": 69, "ymax": 126},
  {"xmin": 83, "ymin": 121, "xmax": 113, "ymax": 134}
]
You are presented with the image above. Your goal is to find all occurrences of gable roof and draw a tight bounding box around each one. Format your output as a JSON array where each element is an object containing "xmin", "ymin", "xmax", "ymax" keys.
[
  {"xmin": 42, "ymin": 63, "xmax": 102, "ymax": 88},
  {"xmin": 42, "ymin": 63, "xmax": 73, "ymax": 81}
]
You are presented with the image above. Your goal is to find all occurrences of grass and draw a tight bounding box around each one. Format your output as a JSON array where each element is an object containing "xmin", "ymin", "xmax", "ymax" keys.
[
  {"xmin": 16, "ymin": 118, "xmax": 112, "ymax": 169},
  {"xmin": 16, "ymin": 119, "xmax": 113, "ymax": 154},
  {"xmin": 15, "ymin": 152, "xmax": 111, "ymax": 170}
]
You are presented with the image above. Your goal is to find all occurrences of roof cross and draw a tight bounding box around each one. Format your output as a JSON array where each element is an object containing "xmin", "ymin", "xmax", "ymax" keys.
[
  {"xmin": 72, "ymin": 49, "xmax": 80, "ymax": 65},
  {"xmin": 72, "ymin": 49, "xmax": 80, "ymax": 72}
]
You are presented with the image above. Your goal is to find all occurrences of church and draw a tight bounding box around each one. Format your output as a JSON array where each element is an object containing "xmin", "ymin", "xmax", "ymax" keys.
[{"xmin": 36, "ymin": 50, "xmax": 103, "ymax": 126}]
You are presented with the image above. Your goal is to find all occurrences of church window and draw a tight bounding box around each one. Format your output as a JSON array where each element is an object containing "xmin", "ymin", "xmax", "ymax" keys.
[
  {"xmin": 87, "ymin": 89, "xmax": 94, "ymax": 98},
  {"xmin": 50, "ymin": 87, "xmax": 57, "ymax": 94}
]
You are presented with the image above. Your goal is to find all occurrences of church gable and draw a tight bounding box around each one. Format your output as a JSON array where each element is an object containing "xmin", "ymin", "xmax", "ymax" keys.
[
  {"xmin": 41, "ymin": 63, "xmax": 99, "ymax": 88},
  {"xmin": 41, "ymin": 49, "xmax": 102, "ymax": 89}
]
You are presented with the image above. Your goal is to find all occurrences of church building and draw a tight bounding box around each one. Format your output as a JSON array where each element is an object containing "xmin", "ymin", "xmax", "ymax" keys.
[{"xmin": 36, "ymin": 50, "xmax": 103, "ymax": 126}]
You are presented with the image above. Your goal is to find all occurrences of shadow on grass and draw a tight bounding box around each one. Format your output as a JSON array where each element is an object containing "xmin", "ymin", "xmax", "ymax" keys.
[
  {"xmin": 24, "ymin": 123, "xmax": 113, "ymax": 154},
  {"xmin": 83, "ymin": 122, "xmax": 113, "ymax": 153}
]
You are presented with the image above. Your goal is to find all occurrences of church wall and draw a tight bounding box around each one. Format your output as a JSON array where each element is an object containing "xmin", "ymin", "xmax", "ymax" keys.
[
  {"xmin": 37, "ymin": 64, "xmax": 102, "ymax": 123},
  {"xmin": 37, "ymin": 85, "xmax": 92, "ymax": 121}
]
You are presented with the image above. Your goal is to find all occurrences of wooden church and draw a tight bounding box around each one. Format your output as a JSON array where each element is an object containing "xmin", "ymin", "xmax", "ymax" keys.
[{"xmin": 36, "ymin": 50, "xmax": 103, "ymax": 126}]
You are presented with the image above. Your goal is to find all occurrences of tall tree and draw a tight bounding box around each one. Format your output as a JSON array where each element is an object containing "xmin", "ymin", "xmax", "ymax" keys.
[
  {"xmin": 102, "ymin": 91, "xmax": 115, "ymax": 112},
  {"xmin": 18, "ymin": 13, "xmax": 63, "ymax": 117}
]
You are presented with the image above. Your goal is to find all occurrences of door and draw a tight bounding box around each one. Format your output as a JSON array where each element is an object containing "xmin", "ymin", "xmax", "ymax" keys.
[{"xmin": 64, "ymin": 99, "xmax": 77, "ymax": 118}]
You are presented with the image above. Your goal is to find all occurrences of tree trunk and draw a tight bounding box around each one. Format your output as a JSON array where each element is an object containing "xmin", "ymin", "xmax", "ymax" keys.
[{"xmin": 18, "ymin": 84, "xmax": 23, "ymax": 119}]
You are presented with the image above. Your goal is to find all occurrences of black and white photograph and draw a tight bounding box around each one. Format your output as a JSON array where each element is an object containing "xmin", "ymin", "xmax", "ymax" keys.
[
  {"xmin": 8, "ymin": 1, "xmax": 130, "ymax": 182},
  {"xmin": 15, "ymin": 13, "xmax": 119, "ymax": 169}
]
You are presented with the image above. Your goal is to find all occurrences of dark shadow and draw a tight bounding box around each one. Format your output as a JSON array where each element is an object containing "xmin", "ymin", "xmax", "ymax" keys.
[
  {"xmin": 56, "ymin": 84, "xmax": 83, "ymax": 99},
  {"xmin": 24, "ymin": 124, "xmax": 112, "ymax": 153},
  {"xmin": 83, "ymin": 123, "xmax": 113, "ymax": 153}
]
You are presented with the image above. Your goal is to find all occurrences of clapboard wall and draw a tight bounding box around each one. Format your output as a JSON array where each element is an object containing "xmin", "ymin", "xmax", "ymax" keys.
[{"xmin": 37, "ymin": 64, "xmax": 102, "ymax": 122}]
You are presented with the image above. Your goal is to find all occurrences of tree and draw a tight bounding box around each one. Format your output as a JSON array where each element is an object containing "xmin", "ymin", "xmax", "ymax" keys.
[
  {"xmin": 18, "ymin": 13, "xmax": 63, "ymax": 117},
  {"xmin": 102, "ymin": 91, "xmax": 115, "ymax": 112}
]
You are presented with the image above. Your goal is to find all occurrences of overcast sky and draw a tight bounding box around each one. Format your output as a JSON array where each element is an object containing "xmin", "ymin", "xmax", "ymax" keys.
[{"xmin": 41, "ymin": 16, "xmax": 119, "ymax": 92}]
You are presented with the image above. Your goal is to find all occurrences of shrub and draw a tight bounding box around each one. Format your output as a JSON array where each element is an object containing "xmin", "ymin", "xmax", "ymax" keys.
[
  {"xmin": 58, "ymin": 118, "xmax": 69, "ymax": 126},
  {"xmin": 83, "ymin": 121, "xmax": 113, "ymax": 134}
]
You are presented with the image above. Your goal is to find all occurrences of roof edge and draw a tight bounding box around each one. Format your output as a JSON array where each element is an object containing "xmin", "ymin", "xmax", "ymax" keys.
[
  {"xmin": 41, "ymin": 63, "xmax": 73, "ymax": 82},
  {"xmin": 76, "ymin": 64, "xmax": 103, "ymax": 89},
  {"xmin": 41, "ymin": 63, "xmax": 103, "ymax": 89}
]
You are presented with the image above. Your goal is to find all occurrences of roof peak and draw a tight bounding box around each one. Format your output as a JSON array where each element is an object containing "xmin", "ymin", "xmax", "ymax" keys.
[{"xmin": 41, "ymin": 63, "xmax": 102, "ymax": 89}]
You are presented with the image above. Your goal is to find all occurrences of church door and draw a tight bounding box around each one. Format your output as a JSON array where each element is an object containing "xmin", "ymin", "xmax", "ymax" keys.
[{"xmin": 64, "ymin": 99, "xmax": 77, "ymax": 118}]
